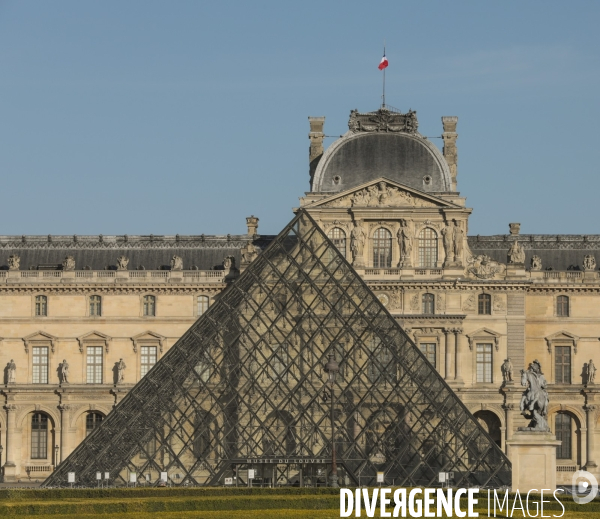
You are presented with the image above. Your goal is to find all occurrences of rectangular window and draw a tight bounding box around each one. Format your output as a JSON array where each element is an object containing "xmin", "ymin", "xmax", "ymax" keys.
[
  {"xmin": 555, "ymin": 346, "xmax": 572, "ymax": 384},
  {"xmin": 35, "ymin": 296, "xmax": 47, "ymax": 316},
  {"xmin": 197, "ymin": 296, "xmax": 209, "ymax": 316},
  {"xmin": 141, "ymin": 346, "xmax": 157, "ymax": 378},
  {"xmin": 556, "ymin": 414, "xmax": 572, "ymax": 459},
  {"xmin": 476, "ymin": 344, "xmax": 493, "ymax": 383},
  {"xmin": 32, "ymin": 346, "xmax": 49, "ymax": 384},
  {"xmin": 86, "ymin": 346, "xmax": 103, "ymax": 384},
  {"xmin": 419, "ymin": 343, "xmax": 436, "ymax": 368}
]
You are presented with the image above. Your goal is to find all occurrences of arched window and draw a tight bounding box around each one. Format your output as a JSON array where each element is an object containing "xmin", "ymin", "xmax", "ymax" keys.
[
  {"xmin": 89, "ymin": 295, "xmax": 102, "ymax": 316},
  {"xmin": 35, "ymin": 295, "xmax": 48, "ymax": 316},
  {"xmin": 478, "ymin": 294, "xmax": 491, "ymax": 315},
  {"xmin": 422, "ymin": 293, "xmax": 435, "ymax": 315},
  {"xmin": 327, "ymin": 227, "xmax": 347, "ymax": 258},
  {"xmin": 86, "ymin": 412, "xmax": 104, "ymax": 437},
  {"xmin": 372, "ymin": 228, "xmax": 392, "ymax": 268},
  {"xmin": 143, "ymin": 295, "xmax": 156, "ymax": 316},
  {"xmin": 418, "ymin": 228, "xmax": 438, "ymax": 267},
  {"xmin": 557, "ymin": 296, "xmax": 569, "ymax": 317},
  {"xmin": 556, "ymin": 413, "xmax": 572, "ymax": 459},
  {"xmin": 31, "ymin": 413, "xmax": 48, "ymax": 459},
  {"xmin": 197, "ymin": 295, "xmax": 209, "ymax": 316}
]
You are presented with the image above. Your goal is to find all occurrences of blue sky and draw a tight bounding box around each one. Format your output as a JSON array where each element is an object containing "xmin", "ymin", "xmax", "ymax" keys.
[{"xmin": 1, "ymin": 1, "xmax": 599, "ymax": 236}]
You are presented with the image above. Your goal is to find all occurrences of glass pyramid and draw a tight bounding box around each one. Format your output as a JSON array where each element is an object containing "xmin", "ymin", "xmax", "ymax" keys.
[{"xmin": 44, "ymin": 211, "xmax": 511, "ymax": 488}]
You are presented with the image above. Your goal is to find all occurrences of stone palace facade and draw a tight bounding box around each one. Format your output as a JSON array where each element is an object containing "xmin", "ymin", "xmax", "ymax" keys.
[{"xmin": 1, "ymin": 105, "xmax": 598, "ymax": 484}]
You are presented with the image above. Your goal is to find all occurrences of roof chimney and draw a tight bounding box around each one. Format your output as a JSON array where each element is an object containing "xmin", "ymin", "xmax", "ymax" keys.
[
  {"xmin": 442, "ymin": 116, "xmax": 458, "ymax": 191},
  {"xmin": 246, "ymin": 215, "xmax": 259, "ymax": 237},
  {"xmin": 308, "ymin": 116, "xmax": 325, "ymax": 187}
]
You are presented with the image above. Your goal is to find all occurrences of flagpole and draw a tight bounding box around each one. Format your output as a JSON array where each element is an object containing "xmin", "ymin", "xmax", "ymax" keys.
[{"xmin": 382, "ymin": 42, "xmax": 386, "ymax": 108}]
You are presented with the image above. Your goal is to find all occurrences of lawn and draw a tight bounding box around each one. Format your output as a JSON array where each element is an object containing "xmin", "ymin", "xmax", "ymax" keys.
[{"xmin": 0, "ymin": 488, "xmax": 597, "ymax": 518}]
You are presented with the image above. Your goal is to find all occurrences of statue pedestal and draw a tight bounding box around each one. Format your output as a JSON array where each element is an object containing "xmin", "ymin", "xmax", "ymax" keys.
[
  {"xmin": 506, "ymin": 431, "xmax": 561, "ymax": 493},
  {"xmin": 506, "ymin": 265, "xmax": 527, "ymax": 279},
  {"xmin": 2, "ymin": 462, "xmax": 18, "ymax": 483},
  {"xmin": 442, "ymin": 266, "xmax": 464, "ymax": 280}
]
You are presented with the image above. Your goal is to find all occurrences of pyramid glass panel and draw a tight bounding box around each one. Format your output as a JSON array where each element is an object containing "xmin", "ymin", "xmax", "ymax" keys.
[{"xmin": 44, "ymin": 211, "xmax": 511, "ymax": 488}]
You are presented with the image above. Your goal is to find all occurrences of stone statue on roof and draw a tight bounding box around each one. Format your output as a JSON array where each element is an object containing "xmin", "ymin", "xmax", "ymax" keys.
[{"xmin": 508, "ymin": 241, "xmax": 525, "ymax": 264}]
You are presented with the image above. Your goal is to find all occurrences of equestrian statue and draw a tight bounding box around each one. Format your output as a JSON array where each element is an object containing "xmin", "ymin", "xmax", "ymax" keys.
[{"xmin": 519, "ymin": 359, "xmax": 550, "ymax": 432}]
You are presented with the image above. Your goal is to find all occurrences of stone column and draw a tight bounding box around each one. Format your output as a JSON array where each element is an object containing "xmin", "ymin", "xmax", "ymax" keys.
[
  {"xmin": 454, "ymin": 328, "xmax": 464, "ymax": 383},
  {"xmin": 585, "ymin": 405, "xmax": 597, "ymax": 470},
  {"xmin": 444, "ymin": 329, "xmax": 453, "ymax": 381},
  {"xmin": 503, "ymin": 404, "xmax": 515, "ymax": 455},
  {"xmin": 58, "ymin": 404, "xmax": 71, "ymax": 463},
  {"xmin": 3, "ymin": 404, "xmax": 18, "ymax": 481}
]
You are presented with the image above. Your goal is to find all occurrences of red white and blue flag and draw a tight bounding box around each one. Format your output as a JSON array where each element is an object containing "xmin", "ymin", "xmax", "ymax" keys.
[{"xmin": 378, "ymin": 52, "xmax": 388, "ymax": 70}]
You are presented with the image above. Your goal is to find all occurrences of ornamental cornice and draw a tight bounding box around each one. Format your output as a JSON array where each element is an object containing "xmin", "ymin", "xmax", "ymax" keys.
[
  {"xmin": 0, "ymin": 238, "xmax": 251, "ymax": 250},
  {"xmin": 528, "ymin": 285, "xmax": 600, "ymax": 293},
  {"xmin": 366, "ymin": 281, "xmax": 528, "ymax": 290},
  {"xmin": 0, "ymin": 286, "xmax": 225, "ymax": 295}
]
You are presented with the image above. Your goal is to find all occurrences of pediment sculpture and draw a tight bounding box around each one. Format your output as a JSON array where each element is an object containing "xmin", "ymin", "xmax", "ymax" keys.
[
  {"xmin": 348, "ymin": 108, "xmax": 418, "ymax": 134},
  {"xmin": 465, "ymin": 255, "xmax": 506, "ymax": 280},
  {"xmin": 321, "ymin": 181, "xmax": 437, "ymax": 209}
]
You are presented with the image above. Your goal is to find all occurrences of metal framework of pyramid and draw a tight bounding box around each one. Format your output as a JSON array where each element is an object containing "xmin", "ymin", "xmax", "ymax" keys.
[{"xmin": 44, "ymin": 210, "xmax": 511, "ymax": 488}]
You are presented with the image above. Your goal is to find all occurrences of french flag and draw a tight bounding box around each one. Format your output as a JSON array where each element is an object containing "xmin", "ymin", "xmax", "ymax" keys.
[{"xmin": 378, "ymin": 53, "xmax": 388, "ymax": 70}]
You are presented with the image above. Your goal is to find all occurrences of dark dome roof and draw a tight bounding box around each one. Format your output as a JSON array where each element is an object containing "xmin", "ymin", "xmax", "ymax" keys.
[{"xmin": 312, "ymin": 132, "xmax": 451, "ymax": 193}]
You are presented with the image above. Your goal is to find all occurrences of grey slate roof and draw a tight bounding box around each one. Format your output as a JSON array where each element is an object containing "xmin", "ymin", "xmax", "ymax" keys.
[
  {"xmin": 0, "ymin": 235, "xmax": 275, "ymax": 271},
  {"xmin": 469, "ymin": 234, "xmax": 600, "ymax": 271},
  {"xmin": 315, "ymin": 133, "xmax": 448, "ymax": 194}
]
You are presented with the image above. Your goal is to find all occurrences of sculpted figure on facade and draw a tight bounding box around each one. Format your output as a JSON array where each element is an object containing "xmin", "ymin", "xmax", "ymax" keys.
[
  {"xmin": 7, "ymin": 359, "xmax": 16, "ymax": 384},
  {"xmin": 117, "ymin": 358, "xmax": 126, "ymax": 384},
  {"xmin": 519, "ymin": 359, "xmax": 550, "ymax": 432},
  {"xmin": 7, "ymin": 255, "xmax": 20, "ymax": 271},
  {"xmin": 452, "ymin": 220, "xmax": 464, "ymax": 266},
  {"xmin": 492, "ymin": 294, "xmax": 506, "ymax": 312},
  {"xmin": 223, "ymin": 256, "xmax": 236, "ymax": 270},
  {"xmin": 62, "ymin": 256, "xmax": 76, "ymax": 271},
  {"xmin": 330, "ymin": 181, "xmax": 435, "ymax": 208},
  {"xmin": 588, "ymin": 359, "xmax": 597, "ymax": 384},
  {"xmin": 58, "ymin": 359, "xmax": 70, "ymax": 384},
  {"xmin": 507, "ymin": 240, "xmax": 525, "ymax": 264},
  {"xmin": 350, "ymin": 222, "xmax": 366, "ymax": 266},
  {"xmin": 396, "ymin": 219, "xmax": 413, "ymax": 267},
  {"xmin": 170, "ymin": 255, "xmax": 183, "ymax": 271},
  {"xmin": 389, "ymin": 289, "xmax": 402, "ymax": 310},
  {"xmin": 530, "ymin": 255, "xmax": 542, "ymax": 271},
  {"xmin": 241, "ymin": 241, "xmax": 260, "ymax": 264},
  {"xmin": 116, "ymin": 256, "xmax": 129, "ymax": 271},
  {"xmin": 466, "ymin": 255, "xmax": 506, "ymax": 280},
  {"xmin": 441, "ymin": 222, "xmax": 454, "ymax": 265},
  {"xmin": 583, "ymin": 255, "xmax": 597, "ymax": 271},
  {"xmin": 501, "ymin": 358, "xmax": 513, "ymax": 384}
]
